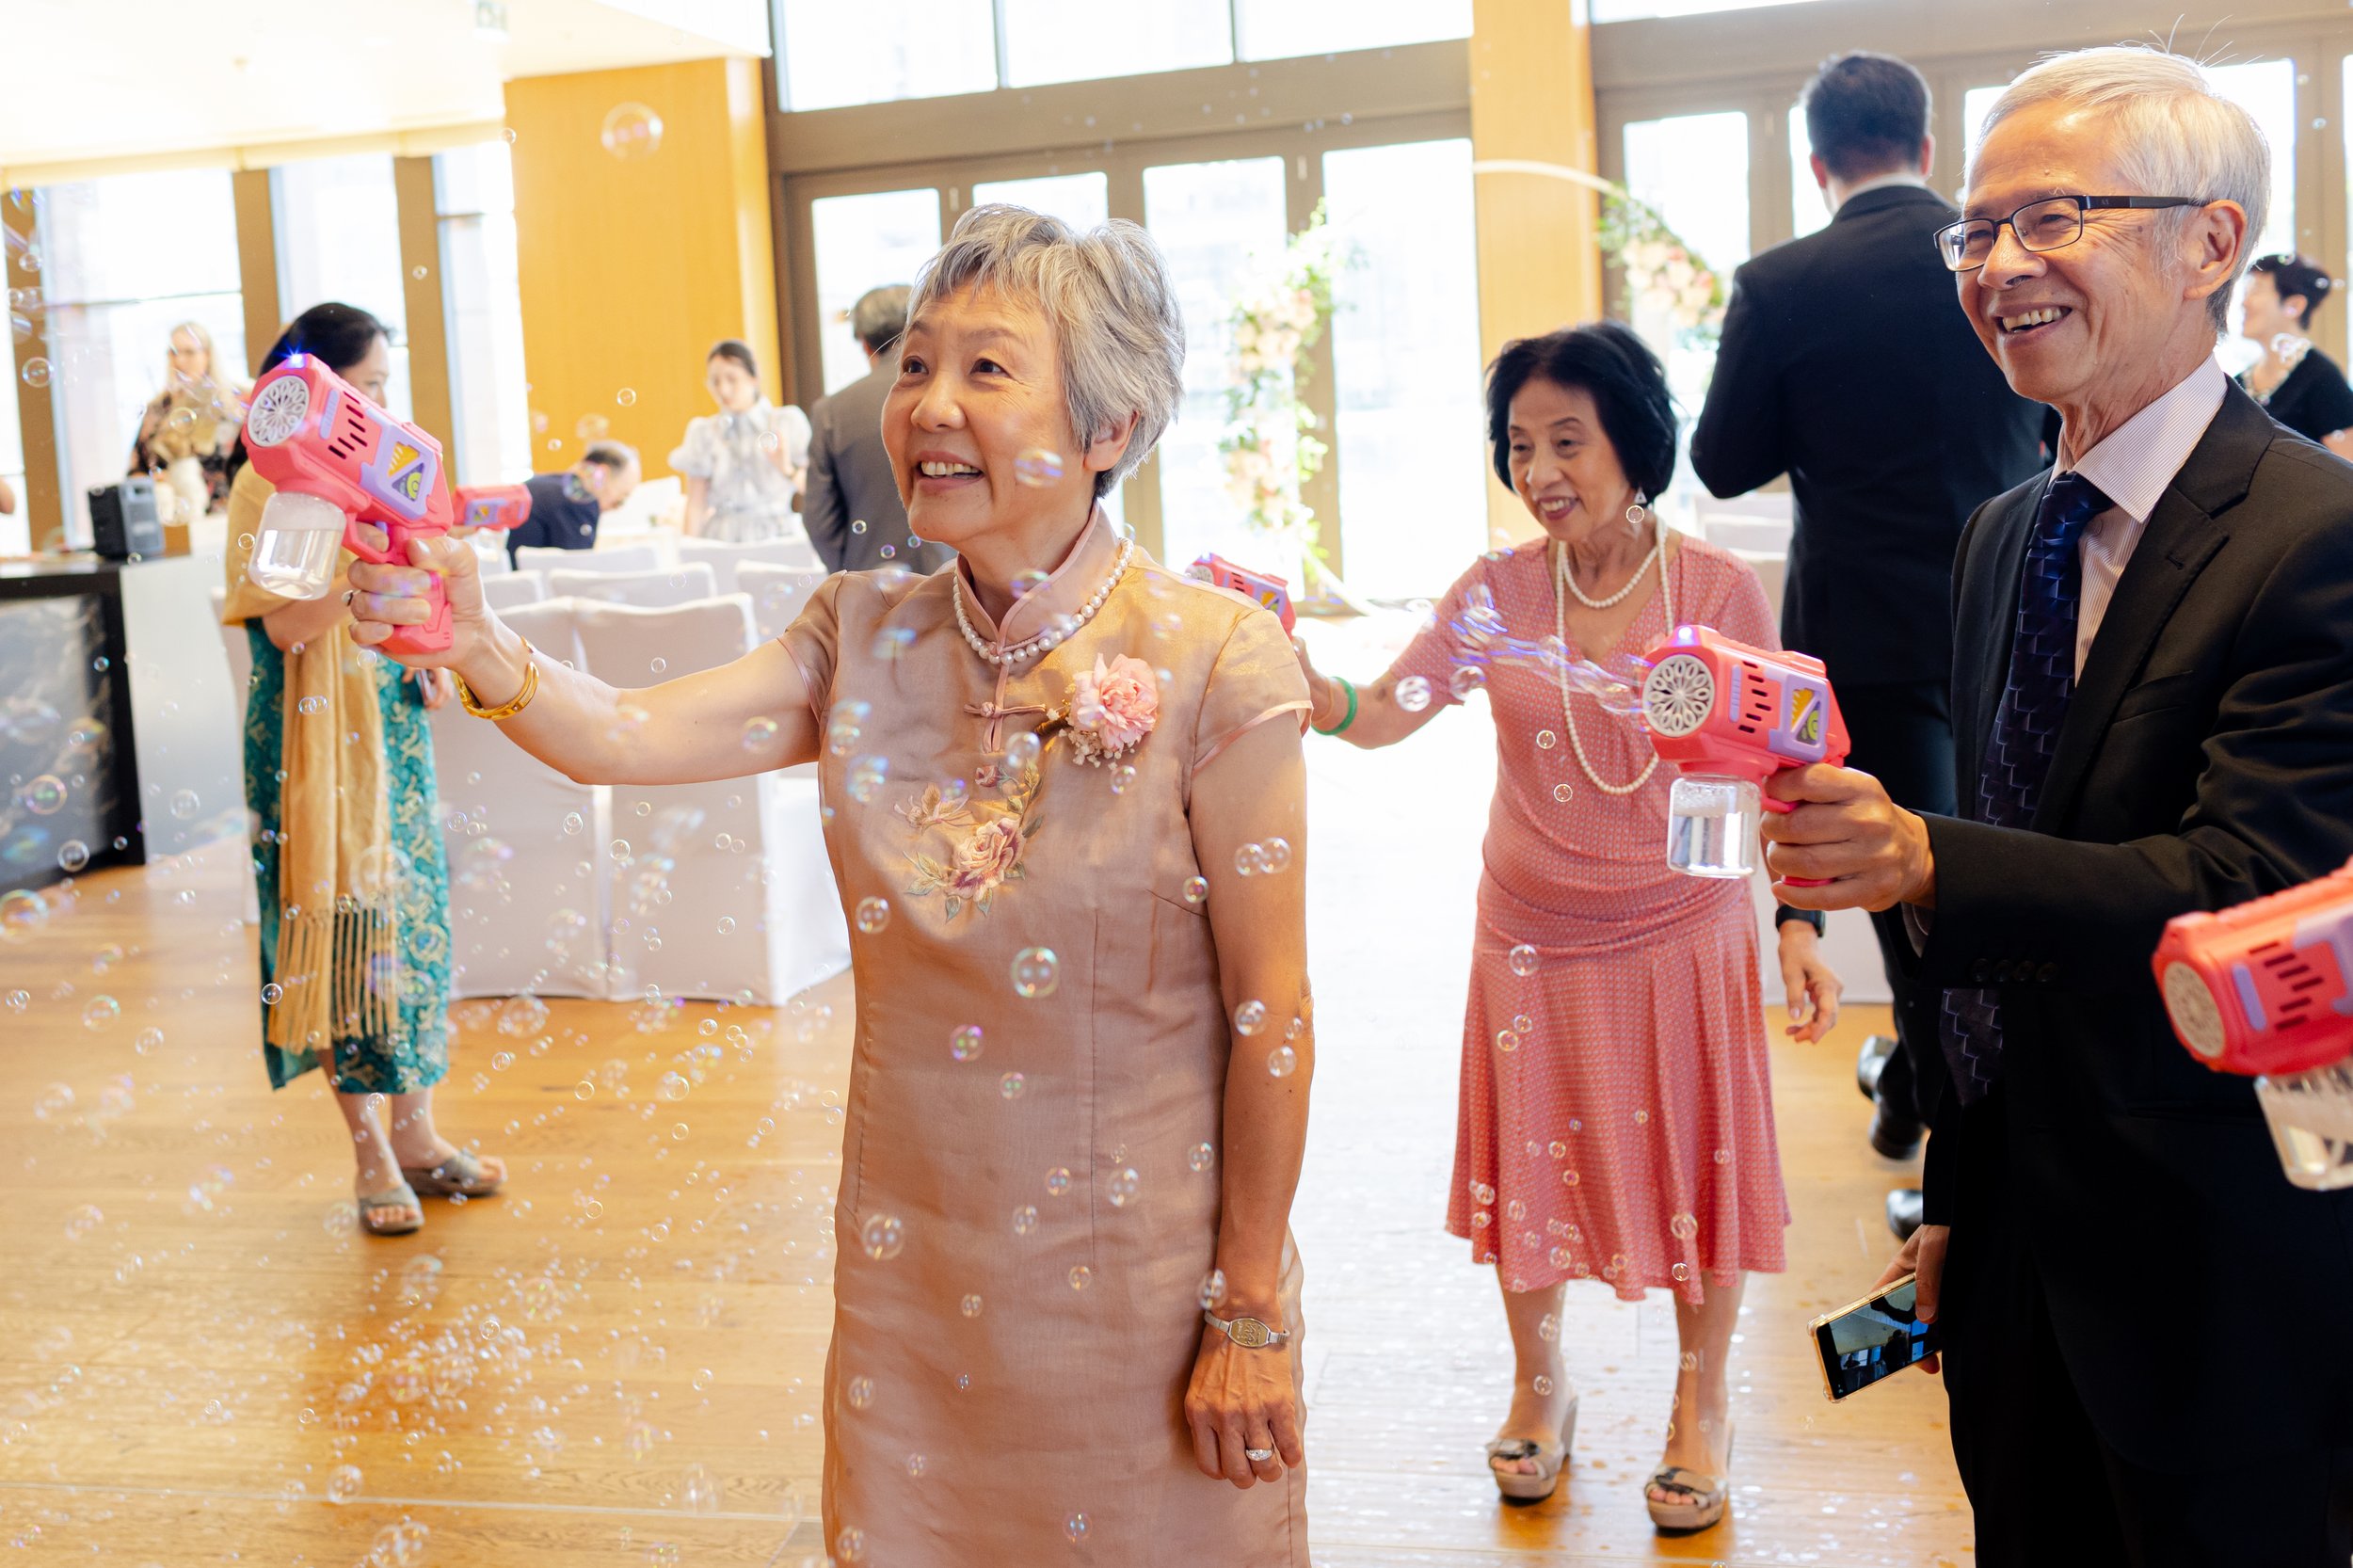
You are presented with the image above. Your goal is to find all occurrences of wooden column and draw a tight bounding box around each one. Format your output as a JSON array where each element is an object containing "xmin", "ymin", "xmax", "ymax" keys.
[
  {"xmin": 392, "ymin": 156, "xmax": 455, "ymax": 450},
  {"xmin": 5, "ymin": 192, "xmax": 62, "ymax": 551},
  {"xmin": 505, "ymin": 56, "xmax": 781, "ymax": 478},
  {"xmin": 1468, "ymin": 0, "xmax": 1601, "ymax": 546},
  {"xmin": 231, "ymin": 169, "xmax": 281, "ymax": 376}
]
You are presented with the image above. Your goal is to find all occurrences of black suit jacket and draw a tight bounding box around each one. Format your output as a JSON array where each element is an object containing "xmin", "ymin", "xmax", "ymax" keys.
[
  {"xmin": 804, "ymin": 360, "xmax": 952, "ymax": 576},
  {"xmin": 1691, "ymin": 184, "xmax": 2046, "ymax": 689},
  {"xmin": 1913, "ymin": 385, "xmax": 2353, "ymax": 1468}
]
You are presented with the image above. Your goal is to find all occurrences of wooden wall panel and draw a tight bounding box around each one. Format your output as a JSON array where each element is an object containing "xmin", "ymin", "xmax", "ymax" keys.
[
  {"xmin": 392, "ymin": 155, "xmax": 454, "ymax": 450},
  {"xmin": 504, "ymin": 57, "xmax": 781, "ymax": 479},
  {"xmin": 1469, "ymin": 0, "xmax": 1602, "ymax": 545},
  {"xmin": 230, "ymin": 169, "xmax": 281, "ymax": 377}
]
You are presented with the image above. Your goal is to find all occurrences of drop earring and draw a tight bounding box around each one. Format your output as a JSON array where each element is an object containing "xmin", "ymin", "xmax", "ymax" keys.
[{"xmin": 1625, "ymin": 491, "xmax": 1649, "ymax": 535}]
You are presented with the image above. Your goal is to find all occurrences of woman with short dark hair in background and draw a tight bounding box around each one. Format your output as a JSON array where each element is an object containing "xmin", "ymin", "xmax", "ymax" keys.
[
  {"xmin": 671, "ymin": 338, "xmax": 812, "ymax": 541},
  {"xmin": 1292, "ymin": 321, "xmax": 1841, "ymax": 1533},
  {"xmin": 2239, "ymin": 254, "xmax": 2353, "ymax": 457},
  {"xmin": 219, "ymin": 301, "xmax": 504, "ymax": 1239}
]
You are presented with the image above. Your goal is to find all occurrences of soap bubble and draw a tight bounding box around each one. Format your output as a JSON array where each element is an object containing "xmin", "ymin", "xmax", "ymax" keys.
[
  {"xmin": 1233, "ymin": 1000, "xmax": 1267, "ymax": 1036},
  {"xmin": 1106, "ymin": 1167, "xmax": 1140, "ymax": 1207},
  {"xmin": 1015, "ymin": 449, "xmax": 1065, "ymax": 486},
  {"xmin": 1181, "ymin": 875, "xmax": 1208, "ymax": 904},
  {"xmin": 1536, "ymin": 729, "xmax": 1557, "ymax": 750},
  {"xmin": 169, "ymin": 789, "xmax": 200, "ymax": 820},
  {"xmin": 21, "ymin": 775, "xmax": 65, "ymax": 814},
  {"xmin": 1267, "ymin": 1045, "xmax": 1297, "ymax": 1078},
  {"xmin": 1508, "ymin": 943, "xmax": 1540, "ymax": 976},
  {"xmin": 1496, "ymin": 1029, "xmax": 1519, "ymax": 1053},
  {"xmin": 63, "ymin": 1203, "xmax": 103, "ymax": 1240},
  {"xmin": 1188, "ymin": 1142, "xmax": 1215, "ymax": 1173},
  {"xmin": 600, "ymin": 103, "xmax": 664, "ymax": 158},
  {"xmin": 1109, "ymin": 762, "xmax": 1136, "ymax": 795},
  {"xmin": 1067, "ymin": 1264, "xmax": 1092, "ymax": 1291},
  {"xmin": 261, "ymin": 982, "xmax": 283, "ymax": 1005},
  {"xmin": 949, "ymin": 1024, "xmax": 984, "ymax": 1062},
  {"xmin": 81, "ymin": 995, "xmax": 119, "ymax": 1030},
  {"xmin": 328, "ymin": 1464, "xmax": 362, "ymax": 1503},
  {"xmin": 22, "ymin": 357, "xmax": 52, "ymax": 389},
  {"xmin": 846, "ymin": 1375, "xmax": 876, "ymax": 1409},
  {"xmin": 1003, "ymin": 731, "xmax": 1042, "ymax": 772},
  {"xmin": 1260, "ymin": 838, "xmax": 1292, "ymax": 873},
  {"xmin": 1669, "ymin": 1211, "xmax": 1699, "ymax": 1240},
  {"xmin": 1450, "ymin": 664, "xmax": 1488, "ymax": 700},
  {"xmin": 34, "ymin": 1083, "xmax": 74, "ymax": 1121},
  {"xmin": 1, "ymin": 888, "xmax": 48, "ymax": 939},
  {"xmin": 1064, "ymin": 1512, "xmax": 1091, "ymax": 1542},
  {"xmin": 961, "ymin": 1293, "xmax": 984, "ymax": 1317},
  {"xmin": 1044, "ymin": 1166, "xmax": 1072, "ymax": 1197},
  {"xmin": 1009, "ymin": 569, "xmax": 1049, "ymax": 600},
  {"xmin": 836, "ymin": 1528, "xmax": 866, "ymax": 1562},
  {"xmin": 999, "ymin": 1072, "xmax": 1026, "ymax": 1100},
  {"xmin": 1011, "ymin": 1205, "xmax": 1038, "ymax": 1235},
  {"xmin": 562, "ymin": 811, "xmax": 584, "ymax": 836},
  {"xmin": 826, "ymin": 699, "xmax": 871, "ymax": 756},
  {"xmin": 1396, "ymin": 675, "xmax": 1432, "ymax": 712},
  {"xmin": 859, "ymin": 1213, "xmax": 905, "ymax": 1260},
  {"xmin": 1011, "ymin": 946, "xmax": 1059, "ymax": 999},
  {"xmin": 1552, "ymin": 782, "xmax": 1575, "ymax": 803},
  {"xmin": 855, "ymin": 896, "xmax": 891, "ymax": 935},
  {"xmin": 616, "ymin": 387, "xmax": 637, "ymax": 407},
  {"xmin": 135, "ymin": 1026, "xmax": 164, "ymax": 1055},
  {"xmin": 1233, "ymin": 842, "xmax": 1265, "ymax": 876},
  {"xmin": 1198, "ymin": 1268, "xmax": 1227, "ymax": 1309},
  {"xmin": 56, "ymin": 840, "xmax": 88, "ymax": 873},
  {"xmin": 847, "ymin": 756, "xmax": 888, "ymax": 802}
]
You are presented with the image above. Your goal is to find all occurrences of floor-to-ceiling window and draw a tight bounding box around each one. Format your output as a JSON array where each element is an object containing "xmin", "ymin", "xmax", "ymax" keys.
[
  {"xmin": 808, "ymin": 188, "xmax": 944, "ymax": 397},
  {"xmin": 435, "ymin": 139, "xmax": 533, "ymax": 487},
  {"xmin": 272, "ymin": 154, "xmax": 411, "ymax": 420}
]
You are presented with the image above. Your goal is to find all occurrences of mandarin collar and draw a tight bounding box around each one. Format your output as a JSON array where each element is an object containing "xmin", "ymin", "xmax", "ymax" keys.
[{"xmin": 953, "ymin": 506, "xmax": 1117, "ymax": 648}]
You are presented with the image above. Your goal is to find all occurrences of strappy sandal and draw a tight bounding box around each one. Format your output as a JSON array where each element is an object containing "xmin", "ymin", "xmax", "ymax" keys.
[
  {"xmin": 1646, "ymin": 1421, "xmax": 1735, "ymax": 1533},
  {"xmin": 359, "ymin": 1184, "xmax": 424, "ymax": 1237},
  {"xmin": 399, "ymin": 1147, "xmax": 504, "ymax": 1199},
  {"xmin": 1484, "ymin": 1394, "xmax": 1578, "ymax": 1505}
]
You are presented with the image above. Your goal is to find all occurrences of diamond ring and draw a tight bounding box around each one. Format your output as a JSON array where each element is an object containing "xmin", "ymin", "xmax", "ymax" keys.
[{"xmin": 1244, "ymin": 1448, "xmax": 1276, "ymax": 1463}]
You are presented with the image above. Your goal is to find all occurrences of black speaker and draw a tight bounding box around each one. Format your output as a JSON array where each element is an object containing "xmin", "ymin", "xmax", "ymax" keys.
[{"xmin": 88, "ymin": 477, "xmax": 164, "ymax": 560}]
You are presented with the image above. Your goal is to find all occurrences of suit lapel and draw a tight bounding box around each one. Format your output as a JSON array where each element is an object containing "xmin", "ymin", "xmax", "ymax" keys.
[{"xmin": 2029, "ymin": 389, "xmax": 2271, "ymax": 832}]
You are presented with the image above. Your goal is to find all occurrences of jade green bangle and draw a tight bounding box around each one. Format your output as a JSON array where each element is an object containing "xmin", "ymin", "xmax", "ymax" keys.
[{"xmin": 1314, "ymin": 676, "xmax": 1358, "ymax": 736}]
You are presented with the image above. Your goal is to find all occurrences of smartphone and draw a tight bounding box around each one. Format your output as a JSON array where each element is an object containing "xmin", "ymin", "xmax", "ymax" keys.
[{"xmin": 1809, "ymin": 1273, "xmax": 1941, "ymax": 1400}]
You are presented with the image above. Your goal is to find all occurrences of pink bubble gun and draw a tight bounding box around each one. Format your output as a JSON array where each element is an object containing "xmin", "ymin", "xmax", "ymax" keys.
[
  {"xmin": 240, "ymin": 354, "xmax": 455, "ymax": 655},
  {"xmin": 1635, "ymin": 624, "xmax": 1849, "ymax": 883},
  {"xmin": 2153, "ymin": 859, "xmax": 2353, "ymax": 1189},
  {"xmin": 455, "ymin": 483, "xmax": 532, "ymax": 536},
  {"xmin": 1189, "ymin": 553, "xmax": 1295, "ymax": 633}
]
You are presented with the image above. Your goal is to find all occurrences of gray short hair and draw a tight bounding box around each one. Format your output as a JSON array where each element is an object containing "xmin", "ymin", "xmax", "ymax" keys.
[
  {"xmin": 1973, "ymin": 47, "xmax": 2269, "ymax": 333},
  {"xmin": 850, "ymin": 284, "xmax": 910, "ymax": 353},
  {"xmin": 909, "ymin": 204, "xmax": 1185, "ymax": 499}
]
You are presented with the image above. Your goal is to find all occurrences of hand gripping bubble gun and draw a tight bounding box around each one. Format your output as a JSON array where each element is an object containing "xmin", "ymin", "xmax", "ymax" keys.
[
  {"xmin": 1188, "ymin": 553, "xmax": 1295, "ymax": 634},
  {"xmin": 240, "ymin": 354, "xmax": 455, "ymax": 655},
  {"xmin": 2153, "ymin": 859, "xmax": 2353, "ymax": 1190},
  {"xmin": 1633, "ymin": 625, "xmax": 1849, "ymax": 882},
  {"xmin": 455, "ymin": 483, "xmax": 532, "ymax": 536}
]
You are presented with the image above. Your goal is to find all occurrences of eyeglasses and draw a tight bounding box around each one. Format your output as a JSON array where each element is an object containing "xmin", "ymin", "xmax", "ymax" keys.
[{"xmin": 1934, "ymin": 195, "xmax": 2206, "ymax": 272}]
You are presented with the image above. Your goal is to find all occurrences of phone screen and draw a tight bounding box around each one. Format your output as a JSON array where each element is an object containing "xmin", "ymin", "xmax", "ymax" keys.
[{"xmin": 1813, "ymin": 1275, "xmax": 1941, "ymax": 1400}]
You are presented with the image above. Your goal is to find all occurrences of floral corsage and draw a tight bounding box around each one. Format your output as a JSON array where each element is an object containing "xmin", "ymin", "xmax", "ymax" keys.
[{"xmin": 1062, "ymin": 654, "xmax": 1159, "ymax": 767}]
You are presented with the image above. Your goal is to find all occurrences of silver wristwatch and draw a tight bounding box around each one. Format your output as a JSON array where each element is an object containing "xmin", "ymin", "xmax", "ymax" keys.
[{"xmin": 1202, "ymin": 1310, "xmax": 1290, "ymax": 1350}]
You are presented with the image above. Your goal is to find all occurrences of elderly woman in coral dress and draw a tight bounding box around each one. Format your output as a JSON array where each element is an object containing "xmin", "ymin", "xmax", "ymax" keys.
[
  {"xmin": 1295, "ymin": 321, "xmax": 1841, "ymax": 1534},
  {"xmin": 347, "ymin": 206, "xmax": 1318, "ymax": 1565}
]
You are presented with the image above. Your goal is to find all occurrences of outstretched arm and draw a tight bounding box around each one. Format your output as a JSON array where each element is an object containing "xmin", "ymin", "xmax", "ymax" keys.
[
  {"xmin": 1290, "ymin": 634, "xmax": 1447, "ymax": 749},
  {"xmin": 345, "ymin": 531, "xmax": 820, "ymax": 784}
]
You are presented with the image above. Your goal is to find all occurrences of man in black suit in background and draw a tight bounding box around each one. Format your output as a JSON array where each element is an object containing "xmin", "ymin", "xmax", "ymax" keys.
[
  {"xmin": 804, "ymin": 284, "xmax": 953, "ymax": 576},
  {"xmin": 1693, "ymin": 54, "xmax": 2046, "ymax": 1215},
  {"xmin": 1767, "ymin": 46, "xmax": 2353, "ymax": 1563}
]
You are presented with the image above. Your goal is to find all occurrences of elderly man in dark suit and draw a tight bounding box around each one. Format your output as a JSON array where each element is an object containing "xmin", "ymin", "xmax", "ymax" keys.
[
  {"xmin": 804, "ymin": 284, "xmax": 952, "ymax": 575},
  {"xmin": 1767, "ymin": 47, "xmax": 2353, "ymax": 1565},
  {"xmin": 1695, "ymin": 54, "xmax": 2047, "ymax": 1213}
]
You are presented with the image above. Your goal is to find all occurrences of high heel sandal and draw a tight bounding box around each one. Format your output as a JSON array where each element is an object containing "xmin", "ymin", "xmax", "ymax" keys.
[
  {"xmin": 1646, "ymin": 1420, "xmax": 1735, "ymax": 1533},
  {"xmin": 1484, "ymin": 1395, "xmax": 1578, "ymax": 1505},
  {"xmin": 399, "ymin": 1147, "xmax": 504, "ymax": 1199}
]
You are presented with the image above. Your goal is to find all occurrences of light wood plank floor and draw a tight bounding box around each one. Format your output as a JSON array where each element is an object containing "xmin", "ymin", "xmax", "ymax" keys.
[{"xmin": 0, "ymin": 687, "xmax": 1971, "ymax": 1565}]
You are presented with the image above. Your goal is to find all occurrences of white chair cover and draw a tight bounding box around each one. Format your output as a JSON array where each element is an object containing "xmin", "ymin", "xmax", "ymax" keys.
[
  {"xmin": 477, "ymin": 571, "xmax": 547, "ymax": 612},
  {"xmin": 547, "ymin": 563, "xmax": 719, "ymax": 610},
  {"xmin": 472, "ymin": 536, "xmax": 512, "ymax": 575},
  {"xmin": 434, "ymin": 596, "xmax": 612, "ymax": 1000},
  {"xmin": 208, "ymin": 586, "xmax": 262, "ymax": 925},
  {"xmin": 679, "ymin": 535, "xmax": 824, "ymax": 592},
  {"xmin": 735, "ymin": 561, "xmax": 830, "ymax": 645},
  {"xmin": 569, "ymin": 596, "xmax": 847, "ymax": 1003},
  {"xmin": 517, "ymin": 542, "xmax": 660, "ymax": 575}
]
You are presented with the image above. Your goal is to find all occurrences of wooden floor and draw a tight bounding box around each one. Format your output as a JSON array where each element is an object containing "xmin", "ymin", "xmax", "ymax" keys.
[{"xmin": 0, "ymin": 672, "xmax": 1972, "ymax": 1566}]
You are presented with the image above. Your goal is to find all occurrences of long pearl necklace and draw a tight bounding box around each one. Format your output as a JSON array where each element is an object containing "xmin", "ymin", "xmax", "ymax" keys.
[
  {"xmin": 1561, "ymin": 528, "xmax": 1663, "ymax": 610},
  {"xmin": 952, "ymin": 536, "xmax": 1135, "ymax": 667},
  {"xmin": 1552, "ymin": 532, "xmax": 1671, "ymax": 796}
]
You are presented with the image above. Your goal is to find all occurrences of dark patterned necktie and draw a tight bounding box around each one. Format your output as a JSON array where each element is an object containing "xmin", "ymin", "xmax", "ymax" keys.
[{"xmin": 1939, "ymin": 472, "xmax": 2112, "ymax": 1106}]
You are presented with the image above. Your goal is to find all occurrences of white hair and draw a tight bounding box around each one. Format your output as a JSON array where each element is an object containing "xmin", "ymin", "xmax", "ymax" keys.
[
  {"xmin": 1972, "ymin": 47, "xmax": 2269, "ymax": 332},
  {"xmin": 909, "ymin": 205, "xmax": 1185, "ymax": 499}
]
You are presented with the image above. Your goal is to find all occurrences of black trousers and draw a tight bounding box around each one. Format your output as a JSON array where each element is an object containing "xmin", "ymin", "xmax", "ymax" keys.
[
  {"xmin": 1834, "ymin": 680, "xmax": 1955, "ymax": 1121},
  {"xmin": 1942, "ymin": 1098, "xmax": 2353, "ymax": 1565}
]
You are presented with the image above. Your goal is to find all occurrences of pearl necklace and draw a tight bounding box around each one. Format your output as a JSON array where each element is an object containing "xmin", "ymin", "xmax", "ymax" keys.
[
  {"xmin": 953, "ymin": 536, "xmax": 1135, "ymax": 667},
  {"xmin": 1560, "ymin": 529, "xmax": 1663, "ymax": 609},
  {"xmin": 1552, "ymin": 534, "xmax": 1672, "ymax": 796}
]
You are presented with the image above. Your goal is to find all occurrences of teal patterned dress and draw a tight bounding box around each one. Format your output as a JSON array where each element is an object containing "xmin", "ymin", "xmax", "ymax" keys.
[{"xmin": 242, "ymin": 624, "xmax": 452, "ymax": 1093}]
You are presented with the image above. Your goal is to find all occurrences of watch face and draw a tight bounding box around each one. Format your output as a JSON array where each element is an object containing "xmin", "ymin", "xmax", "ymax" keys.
[{"xmin": 1230, "ymin": 1317, "xmax": 1271, "ymax": 1349}]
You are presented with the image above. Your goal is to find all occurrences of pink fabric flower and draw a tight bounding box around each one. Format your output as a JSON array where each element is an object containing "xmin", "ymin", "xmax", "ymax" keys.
[
  {"xmin": 1072, "ymin": 654, "xmax": 1159, "ymax": 757},
  {"xmin": 949, "ymin": 817, "xmax": 1024, "ymax": 900}
]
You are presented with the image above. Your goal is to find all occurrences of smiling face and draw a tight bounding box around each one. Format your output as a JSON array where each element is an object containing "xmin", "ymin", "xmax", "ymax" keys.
[
  {"xmin": 706, "ymin": 355, "xmax": 760, "ymax": 413},
  {"xmin": 1505, "ymin": 376, "xmax": 1638, "ymax": 547},
  {"xmin": 336, "ymin": 334, "xmax": 392, "ymax": 407},
  {"xmin": 2239, "ymin": 271, "xmax": 2302, "ymax": 345},
  {"xmin": 881, "ymin": 282, "xmax": 1113, "ymax": 555},
  {"xmin": 1960, "ymin": 98, "xmax": 2237, "ymax": 413}
]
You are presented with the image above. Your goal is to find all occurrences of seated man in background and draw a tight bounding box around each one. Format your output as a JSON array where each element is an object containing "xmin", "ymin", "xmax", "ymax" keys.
[
  {"xmin": 804, "ymin": 284, "xmax": 952, "ymax": 575},
  {"xmin": 504, "ymin": 440, "xmax": 640, "ymax": 566}
]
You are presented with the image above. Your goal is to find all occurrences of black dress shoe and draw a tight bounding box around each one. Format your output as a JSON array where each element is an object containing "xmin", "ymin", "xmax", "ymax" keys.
[
  {"xmin": 1869, "ymin": 1099, "xmax": 1926, "ymax": 1161},
  {"xmin": 1855, "ymin": 1034, "xmax": 1897, "ymax": 1102},
  {"xmin": 1886, "ymin": 1187, "xmax": 1924, "ymax": 1242}
]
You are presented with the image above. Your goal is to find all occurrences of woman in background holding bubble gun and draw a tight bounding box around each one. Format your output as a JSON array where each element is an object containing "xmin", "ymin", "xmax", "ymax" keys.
[
  {"xmin": 1292, "ymin": 321, "xmax": 1839, "ymax": 1532},
  {"xmin": 348, "ymin": 207, "xmax": 1321, "ymax": 1567},
  {"xmin": 220, "ymin": 301, "xmax": 501, "ymax": 1240}
]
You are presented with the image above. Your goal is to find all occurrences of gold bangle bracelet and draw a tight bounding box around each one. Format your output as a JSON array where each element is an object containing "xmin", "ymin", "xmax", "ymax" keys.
[{"xmin": 455, "ymin": 637, "xmax": 538, "ymax": 721}]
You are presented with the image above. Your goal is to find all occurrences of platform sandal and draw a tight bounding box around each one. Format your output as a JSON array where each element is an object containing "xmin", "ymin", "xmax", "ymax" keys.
[{"xmin": 1484, "ymin": 1394, "xmax": 1578, "ymax": 1505}]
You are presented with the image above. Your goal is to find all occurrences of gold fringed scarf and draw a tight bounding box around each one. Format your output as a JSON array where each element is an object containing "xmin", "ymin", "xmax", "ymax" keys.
[{"xmin": 220, "ymin": 465, "xmax": 402, "ymax": 1058}]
